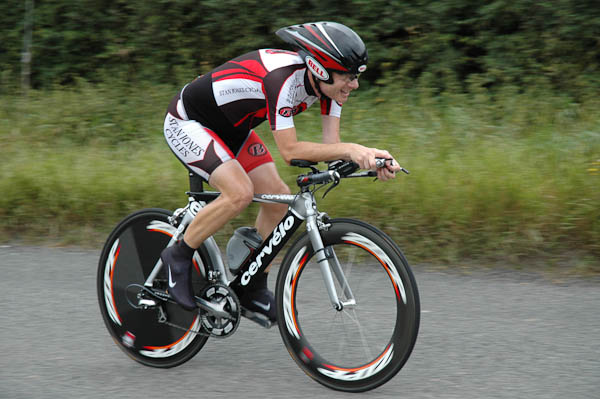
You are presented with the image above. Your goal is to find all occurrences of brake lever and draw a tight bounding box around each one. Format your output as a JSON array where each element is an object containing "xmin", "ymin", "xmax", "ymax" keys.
[
  {"xmin": 322, "ymin": 174, "xmax": 340, "ymax": 199},
  {"xmin": 375, "ymin": 158, "xmax": 410, "ymax": 174},
  {"xmin": 371, "ymin": 168, "xmax": 410, "ymax": 182}
]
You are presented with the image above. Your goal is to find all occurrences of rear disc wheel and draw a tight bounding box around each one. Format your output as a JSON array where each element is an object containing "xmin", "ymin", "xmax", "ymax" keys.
[{"xmin": 97, "ymin": 208, "xmax": 210, "ymax": 368}]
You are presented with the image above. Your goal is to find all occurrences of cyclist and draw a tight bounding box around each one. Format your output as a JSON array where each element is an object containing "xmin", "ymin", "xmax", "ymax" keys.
[{"xmin": 161, "ymin": 21, "xmax": 401, "ymax": 322}]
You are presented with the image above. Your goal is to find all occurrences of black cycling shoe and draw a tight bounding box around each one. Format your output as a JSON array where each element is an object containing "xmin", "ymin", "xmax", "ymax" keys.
[
  {"xmin": 160, "ymin": 244, "xmax": 197, "ymax": 311},
  {"xmin": 240, "ymin": 288, "xmax": 277, "ymax": 322}
]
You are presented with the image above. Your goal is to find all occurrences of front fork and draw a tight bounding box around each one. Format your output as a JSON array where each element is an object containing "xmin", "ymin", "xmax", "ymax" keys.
[{"xmin": 306, "ymin": 213, "xmax": 356, "ymax": 311}]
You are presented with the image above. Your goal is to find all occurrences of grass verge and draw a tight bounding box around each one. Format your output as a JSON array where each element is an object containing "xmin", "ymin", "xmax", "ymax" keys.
[{"xmin": 1, "ymin": 81, "xmax": 598, "ymax": 273}]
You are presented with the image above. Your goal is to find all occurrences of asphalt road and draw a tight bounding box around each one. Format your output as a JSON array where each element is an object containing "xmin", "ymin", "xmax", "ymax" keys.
[{"xmin": 1, "ymin": 245, "xmax": 598, "ymax": 399}]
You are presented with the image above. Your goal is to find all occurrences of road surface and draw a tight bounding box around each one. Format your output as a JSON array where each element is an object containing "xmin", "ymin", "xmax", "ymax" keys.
[{"xmin": 1, "ymin": 245, "xmax": 598, "ymax": 398}]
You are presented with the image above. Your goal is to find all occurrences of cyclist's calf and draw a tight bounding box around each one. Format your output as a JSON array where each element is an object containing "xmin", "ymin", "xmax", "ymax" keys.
[{"xmin": 248, "ymin": 167, "xmax": 291, "ymax": 241}]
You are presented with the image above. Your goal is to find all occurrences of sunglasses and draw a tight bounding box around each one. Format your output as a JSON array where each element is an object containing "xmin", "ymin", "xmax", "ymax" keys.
[{"xmin": 339, "ymin": 72, "xmax": 360, "ymax": 83}]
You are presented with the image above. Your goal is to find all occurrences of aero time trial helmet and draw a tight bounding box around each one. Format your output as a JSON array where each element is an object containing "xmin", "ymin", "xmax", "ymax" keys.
[{"xmin": 276, "ymin": 22, "xmax": 368, "ymax": 84}]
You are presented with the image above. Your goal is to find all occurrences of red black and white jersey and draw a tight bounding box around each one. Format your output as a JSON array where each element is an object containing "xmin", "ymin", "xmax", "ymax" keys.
[{"xmin": 180, "ymin": 49, "xmax": 342, "ymax": 153}]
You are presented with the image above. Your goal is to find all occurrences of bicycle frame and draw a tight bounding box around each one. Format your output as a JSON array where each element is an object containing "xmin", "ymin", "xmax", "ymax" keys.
[{"xmin": 143, "ymin": 185, "xmax": 353, "ymax": 311}]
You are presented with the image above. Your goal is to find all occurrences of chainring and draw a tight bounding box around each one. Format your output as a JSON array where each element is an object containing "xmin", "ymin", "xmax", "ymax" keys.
[{"xmin": 199, "ymin": 284, "xmax": 241, "ymax": 338}]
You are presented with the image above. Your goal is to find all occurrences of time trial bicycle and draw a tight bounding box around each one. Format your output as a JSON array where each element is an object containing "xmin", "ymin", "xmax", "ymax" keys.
[{"xmin": 97, "ymin": 159, "xmax": 420, "ymax": 392}]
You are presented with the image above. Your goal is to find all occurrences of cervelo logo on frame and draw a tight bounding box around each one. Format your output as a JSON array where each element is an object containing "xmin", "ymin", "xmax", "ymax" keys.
[
  {"xmin": 305, "ymin": 56, "xmax": 329, "ymax": 81},
  {"xmin": 260, "ymin": 194, "xmax": 296, "ymax": 201},
  {"xmin": 241, "ymin": 215, "xmax": 295, "ymax": 285}
]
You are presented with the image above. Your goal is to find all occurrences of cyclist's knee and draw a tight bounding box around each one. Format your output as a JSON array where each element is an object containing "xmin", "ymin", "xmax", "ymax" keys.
[
  {"xmin": 261, "ymin": 181, "xmax": 289, "ymax": 215},
  {"xmin": 276, "ymin": 180, "xmax": 291, "ymax": 195},
  {"xmin": 222, "ymin": 180, "xmax": 254, "ymax": 211},
  {"xmin": 261, "ymin": 175, "xmax": 291, "ymax": 196},
  {"xmin": 232, "ymin": 187, "xmax": 254, "ymax": 210},
  {"xmin": 209, "ymin": 161, "xmax": 254, "ymax": 211}
]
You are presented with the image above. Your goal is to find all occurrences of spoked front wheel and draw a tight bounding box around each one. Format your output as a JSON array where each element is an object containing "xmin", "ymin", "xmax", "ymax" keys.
[
  {"xmin": 276, "ymin": 219, "xmax": 420, "ymax": 392},
  {"xmin": 97, "ymin": 208, "xmax": 210, "ymax": 368}
]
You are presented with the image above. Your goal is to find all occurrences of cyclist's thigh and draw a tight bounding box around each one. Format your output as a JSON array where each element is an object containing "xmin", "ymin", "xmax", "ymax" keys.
[
  {"xmin": 208, "ymin": 159, "xmax": 253, "ymax": 198},
  {"xmin": 247, "ymin": 162, "xmax": 291, "ymax": 194},
  {"xmin": 236, "ymin": 130, "xmax": 289, "ymax": 193},
  {"xmin": 163, "ymin": 114, "xmax": 235, "ymax": 181},
  {"xmin": 236, "ymin": 130, "xmax": 274, "ymax": 175}
]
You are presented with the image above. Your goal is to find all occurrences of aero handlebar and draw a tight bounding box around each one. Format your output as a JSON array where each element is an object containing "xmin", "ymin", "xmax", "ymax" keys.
[{"xmin": 294, "ymin": 158, "xmax": 410, "ymax": 189}]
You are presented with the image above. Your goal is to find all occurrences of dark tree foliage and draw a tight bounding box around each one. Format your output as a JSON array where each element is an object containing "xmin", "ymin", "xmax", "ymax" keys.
[{"xmin": 1, "ymin": 0, "xmax": 598, "ymax": 93}]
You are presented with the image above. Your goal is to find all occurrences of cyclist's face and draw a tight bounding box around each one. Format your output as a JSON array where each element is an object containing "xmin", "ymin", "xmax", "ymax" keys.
[{"xmin": 320, "ymin": 72, "xmax": 360, "ymax": 104}]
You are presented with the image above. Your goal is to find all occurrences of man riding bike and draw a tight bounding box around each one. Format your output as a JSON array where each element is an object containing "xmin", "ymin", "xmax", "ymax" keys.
[{"xmin": 161, "ymin": 21, "xmax": 401, "ymax": 322}]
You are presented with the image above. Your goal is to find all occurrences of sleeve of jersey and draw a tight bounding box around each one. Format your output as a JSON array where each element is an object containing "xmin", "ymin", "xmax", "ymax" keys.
[
  {"xmin": 320, "ymin": 97, "xmax": 342, "ymax": 118},
  {"xmin": 265, "ymin": 69, "xmax": 301, "ymax": 131}
]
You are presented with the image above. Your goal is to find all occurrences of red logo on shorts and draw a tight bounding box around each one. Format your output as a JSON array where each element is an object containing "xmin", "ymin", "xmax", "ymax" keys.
[{"xmin": 248, "ymin": 143, "xmax": 267, "ymax": 157}]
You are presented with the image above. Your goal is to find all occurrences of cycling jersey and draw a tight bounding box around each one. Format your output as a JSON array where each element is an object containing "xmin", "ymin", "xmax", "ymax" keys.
[
  {"xmin": 180, "ymin": 49, "xmax": 342, "ymax": 154},
  {"xmin": 164, "ymin": 49, "xmax": 342, "ymax": 180}
]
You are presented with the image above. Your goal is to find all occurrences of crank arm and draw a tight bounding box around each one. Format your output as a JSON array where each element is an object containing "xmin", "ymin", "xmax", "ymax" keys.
[
  {"xmin": 241, "ymin": 308, "xmax": 276, "ymax": 329},
  {"xmin": 195, "ymin": 297, "xmax": 232, "ymax": 319},
  {"xmin": 136, "ymin": 286, "xmax": 232, "ymax": 319},
  {"xmin": 153, "ymin": 290, "xmax": 233, "ymax": 319}
]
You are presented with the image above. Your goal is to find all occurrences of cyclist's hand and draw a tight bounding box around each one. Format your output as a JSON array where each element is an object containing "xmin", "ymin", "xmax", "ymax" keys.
[
  {"xmin": 376, "ymin": 157, "xmax": 400, "ymax": 181},
  {"xmin": 350, "ymin": 144, "xmax": 385, "ymax": 170},
  {"xmin": 349, "ymin": 145, "xmax": 400, "ymax": 181}
]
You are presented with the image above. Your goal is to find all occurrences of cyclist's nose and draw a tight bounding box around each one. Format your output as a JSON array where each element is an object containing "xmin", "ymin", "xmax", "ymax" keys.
[{"xmin": 348, "ymin": 78, "xmax": 359, "ymax": 90}]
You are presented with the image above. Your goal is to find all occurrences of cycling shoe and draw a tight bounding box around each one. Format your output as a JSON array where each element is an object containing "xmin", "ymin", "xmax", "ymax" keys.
[
  {"xmin": 160, "ymin": 245, "xmax": 197, "ymax": 311},
  {"xmin": 240, "ymin": 288, "xmax": 276, "ymax": 322}
]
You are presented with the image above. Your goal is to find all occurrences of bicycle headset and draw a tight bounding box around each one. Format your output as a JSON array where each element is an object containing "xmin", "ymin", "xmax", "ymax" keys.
[{"xmin": 275, "ymin": 21, "xmax": 368, "ymax": 85}]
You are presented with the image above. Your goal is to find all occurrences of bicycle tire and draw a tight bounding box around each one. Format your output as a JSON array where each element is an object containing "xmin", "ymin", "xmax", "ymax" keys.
[
  {"xmin": 97, "ymin": 208, "xmax": 210, "ymax": 368},
  {"xmin": 276, "ymin": 218, "xmax": 420, "ymax": 392}
]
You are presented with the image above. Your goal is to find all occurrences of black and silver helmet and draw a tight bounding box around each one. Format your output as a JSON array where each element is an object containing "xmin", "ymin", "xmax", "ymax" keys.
[{"xmin": 276, "ymin": 21, "xmax": 368, "ymax": 84}]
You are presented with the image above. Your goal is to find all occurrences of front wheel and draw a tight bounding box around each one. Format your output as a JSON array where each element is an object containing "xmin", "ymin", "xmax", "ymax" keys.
[{"xmin": 276, "ymin": 219, "xmax": 420, "ymax": 392}]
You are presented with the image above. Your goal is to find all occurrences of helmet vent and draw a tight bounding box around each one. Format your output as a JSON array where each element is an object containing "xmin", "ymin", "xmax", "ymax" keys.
[{"xmin": 315, "ymin": 23, "xmax": 343, "ymax": 57}]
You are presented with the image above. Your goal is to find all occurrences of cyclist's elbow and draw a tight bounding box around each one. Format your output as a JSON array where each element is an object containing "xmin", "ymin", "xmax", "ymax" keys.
[
  {"xmin": 272, "ymin": 127, "xmax": 299, "ymax": 165},
  {"xmin": 276, "ymin": 143, "xmax": 296, "ymax": 165},
  {"xmin": 280, "ymin": 151, "xmax": 294, "ymax": 165}
]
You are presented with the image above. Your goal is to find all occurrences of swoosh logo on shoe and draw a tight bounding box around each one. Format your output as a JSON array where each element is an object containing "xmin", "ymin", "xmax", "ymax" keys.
[
  {"xmin": 252, "ymin": 300, "xmax": 270, "ymax": 312},
  {"xmin": 168, "ymin": 266, "xmax": 177, "ymax": 288}
]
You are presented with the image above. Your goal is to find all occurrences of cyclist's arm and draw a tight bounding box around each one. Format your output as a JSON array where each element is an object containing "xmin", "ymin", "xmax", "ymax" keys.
[
  {"xmin": 272, "ymin": 126, "xmax": 351, "ymax": 164},
  {"xmin": 273, "ymin": 123, "xmax": 401, "ymax": 181},
  {"xmin": 321, "ymin": 114, "xmax": 340, "ymax": 144},
  {"xmin": 272, "ymin": 126, "xmax": 398, "ymax": 177}
]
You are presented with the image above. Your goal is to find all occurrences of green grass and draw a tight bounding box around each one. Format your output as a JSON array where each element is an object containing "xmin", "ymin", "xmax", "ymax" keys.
[{"xmin": 1, "ymin": 80, "xmax": 598, "ymax": 273}]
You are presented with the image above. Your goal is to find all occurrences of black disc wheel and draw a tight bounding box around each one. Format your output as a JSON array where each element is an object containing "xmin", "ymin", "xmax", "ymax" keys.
[
  {"xmin": 276, "ymin": 219, "xmax": 420, "ymax": 392},
  {"xmin": 97, "ymin": 208, "xmax": 210, "ymax": 368}
]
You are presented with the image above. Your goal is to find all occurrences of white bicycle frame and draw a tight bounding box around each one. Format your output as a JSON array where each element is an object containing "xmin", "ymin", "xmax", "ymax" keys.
[{"xmin": 142, "ymin": 190, "xmax": 356, "ymax": 313}]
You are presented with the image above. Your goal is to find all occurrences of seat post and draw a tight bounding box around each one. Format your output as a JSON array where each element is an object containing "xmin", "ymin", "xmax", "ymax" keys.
[{"xmin": 189, "ymin": 172, "xmax": 204, "ymax": 192}]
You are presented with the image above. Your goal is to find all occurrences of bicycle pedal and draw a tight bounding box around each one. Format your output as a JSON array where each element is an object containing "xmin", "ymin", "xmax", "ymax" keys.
[{"xmin": 241, "ymin": 308, "xmax": 276, "ymax": 329}]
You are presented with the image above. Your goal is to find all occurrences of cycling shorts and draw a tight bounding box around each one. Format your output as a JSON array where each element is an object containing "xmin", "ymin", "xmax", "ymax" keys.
[{"xmin": 164, "ymin": 94, "xmax": 273, "ymax": 181}]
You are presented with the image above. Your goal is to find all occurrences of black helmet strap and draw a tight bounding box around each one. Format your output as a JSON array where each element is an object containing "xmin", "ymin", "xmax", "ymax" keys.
[
  {"xmin": 314, "ymin": 78, "xmax": 325, "ymax": 98},
  {"xmin": 306, "ymin": 68, "xmax": 329, "ymax": 99}
]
